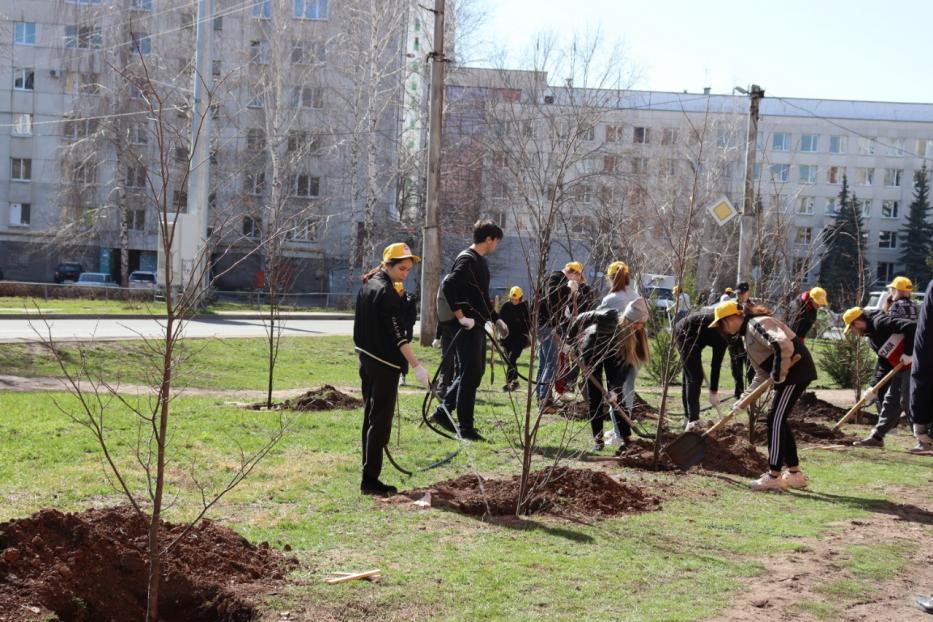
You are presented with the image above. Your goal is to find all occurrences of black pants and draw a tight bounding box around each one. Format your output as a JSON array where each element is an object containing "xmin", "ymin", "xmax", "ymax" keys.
[
  {"xmin": 680, "ymin": 345, "xmax": 704, "ymax": 423},
  {"xmin": 911, "ymin": 356, "xmax": 933, "ymax": 427},
  {"xmin": 437, "ymin": 320, "xmax": 459, "ymax": 394},
  {"xmin": 359, "ymin": 355, "xmax": 400, "ymax": 484},
  {"xmin": 729, "ymin": 343, "xmax": 754, "ymax": 398},
  {"xmin": 434, "ymin": 325, "xmax": 485, "ymax": 431},
  {"xmin": 766, "ymin": 381, "xmax": 808, "ymax": 471},
  {"xmin": 584, "ymin": 350, "xmax": 632, "ymax": 440},
  {"xmin": 503, "ymin": 338, "xmax": 526, "ymax": 384}
]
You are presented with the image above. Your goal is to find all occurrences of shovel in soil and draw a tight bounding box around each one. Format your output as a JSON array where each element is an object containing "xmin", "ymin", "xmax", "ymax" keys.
[{"xmin": 832, "ymin": 362, "xmax": 906, "ymax": 431}]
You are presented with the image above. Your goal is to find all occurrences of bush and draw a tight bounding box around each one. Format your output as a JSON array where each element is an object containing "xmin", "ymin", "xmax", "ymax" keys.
[
  {"xmin": 644, "ymin": 330, "xmax": 683, "ymax": 386},
  {"xmin": 819, "ymin": 334, "xmax": 875, "ymax": 389}
]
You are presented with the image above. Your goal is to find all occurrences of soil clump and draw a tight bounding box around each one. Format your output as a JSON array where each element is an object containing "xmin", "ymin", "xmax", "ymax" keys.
[
  {"xmin": 798, "ymin": 391, "xmax": 877, "ymax": 425},
  {"xmin": 615, "ymin": 433, "xmax": 769, "ymax": 478},
  {"xmin": 248, "ymin": 384, "xmax": 362, "ymax": 412},
  {"xmin": 0, "ymin": 506, "xmax": 296, "ymax": 622}
]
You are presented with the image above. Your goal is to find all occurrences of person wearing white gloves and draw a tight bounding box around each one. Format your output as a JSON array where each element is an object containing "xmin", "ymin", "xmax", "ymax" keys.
[
  {"xmin": 429, "ymin": 220, "xmax": 505, "ymax": 441},
  {"xmin": 354, "ymin": 243, "xmax": 432, "ymax": 497}
]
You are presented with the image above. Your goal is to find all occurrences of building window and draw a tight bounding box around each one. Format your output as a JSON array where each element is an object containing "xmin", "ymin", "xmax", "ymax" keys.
[
  {"xmin": 181, "ymin": 12, "xmax": 195, "ymax": 31},
  {"xmin": 251, "ymin": 0, "xmax": 272, "ymax": 19},
  {"xmin": 15, "ymin": 22, "xmax": 37, "ymax": 45},
  {"xmin": 770, "ymin": 164, "xmax": 789, "ymax": 182},
  {"xmin": 878, "ymin": 231, "xmax": 897, "ymax": 249},
  {"xmin": 126, "ymin": 165, "xmax": 147, "ymax": 188},
  {"xmin": 173, "ymin": 190, "xmax": 188, "ymax": 212},
  {"xmin": 128, "ymin": 208, "xmax": 145, "ymax": 231},
  {"xmin": 633, "ymin": 126, "xmax": 651, "ymax": 144},
  {"xmin": 857, "ymin": 137, "xmax": 876, "ymax": 155},
  {"xmin": 292, "ymin": 174, "xmax": 320, "ymax": 197},
  {"xmin": 9, "ymin": 203, "xmax": 30, "ymax": 227},
  {"xmin": 291, "ymin": 42, "xmax": 325, "ymax": 64},
  {"xmin": 883, "ymin": 168, "xmax": 903, "ymax": 187},
  {"xmin": 876, "ymin": 262, "xmax": 895, "ymax": 283},
  {"xmin": 857, "ymin": 199, "xmax": 872, "ymax": 217},
  {"xmin": 175, "ymin": 145, "xmax": 189, "ymax": 163},
  {"xmin": 212, "ymin": 60, "xmax": 222, "ymax": 77},
  {"xmin": 602, "ymin": 155, "xmax": 616, "ymax": 173},
  {"xmin": 247, "ymin": 128, "xmax": 266, "ymax": 151},
  {"xmin": 797, "ymin": 197, "xmax": 815, "ymax": 215},
  {"xmin": 13, "ymin": 68, "xmax": 35, "ymax": 91},
  {"xmin": 604, "ymin": 125, "xmax": 622, "ymax": 142},
  {"xmin": 799, "ymin": 165, "xmax": 817, "ymax": 184},
  {"xmin": 795, "ymin": 227, "xmax": 813, "ymax": 246},
  {"xmin": 65, "ymin": 25, "xmax": 102, "ymax": 49},
  {"xmin": 575, "ymin": 184, "xmax": 593, "ymax": 203},
  {"xmin": 855, "ymin": 168, "xmax": 874, "ymax": 186},
  {"xmin": 243, "ymin": 216, "xmax": 261, "ymax": 238},
  {"xmin": 288, "ymin": 131, "xmax": 319, "ymax": 152},
  {"xmin": 632, "ymin": 157, "xmax": 648, "ymax": 175},
  {"xmin": 492, "ymin": 151, "xmax": 507, "ymax": 168},
  {"xmin": 916, "ymin": 139, "xmax": 933, "ymax": 159},
  {"xmin": 249, "ymin": 40, "xmax": 269, "ymax": 64},
  {"xmin": 213, "ymin": 16, "xmax": 223, "ymax": 30},
  {"xmin": 291, "ymin": 86, "xmax": 324, "ymax": 109},
  {"xmin": 63, "ymin": 117, "xmax": 99, "ymax": 140},
  {"xmin": 287, "ymin": 219, "xmax": 319, "ymax": 241},
  {"xmin": 659, "ymin": 128, "xmax": 677, "ymax": 145},
  {"xmin": 825, "ymin": 198, "xmax": 838, "ymax": 215},
  {"xmin": 129, "ymin": 123, "xmax": 148, "ymax": 145},
  {"xmin": 826, "ymin": 166, "xmax": 845, "ymax": 184},
  {"xmin": 72, "ymin": 162, "xmax": 97, "ymax": 185},
  {"xmin": 130, "ymin": 33, "xmax": 151, "ymax": 54},
  {"xmin": 829, "ymin": 135, "xmax": 846, "ymax": 153},
  {"xmin": 491, "ymin": 181, "xmax": 507, "ymax": 200},
  {"xmin": 247, "ymin": 86, "xmax": 264, "ymax": 108},
  {"xmin": 12, "ymin": 113, "xmax": 33, "ymax": 137},
  {"xmin": 11, "ymin": 158, "xmax": 31, "ymax": 181},
  {"xmin": 246, "ymin": 172, "xmax": 266, "ymax": 195},
  {"xmin": 800, "ymin": 134, "xmax": 819, "ymax": 152},
  {"xmin": 881, "ymin": 200, "xmax": 899, "ymax": 219},
  {"xmin": 580, "ymin": 125, "xmax": 595, "ymax": 141},
  {"xmin": 772, "ymin": 132, "xmax": 789, "ymax": 151},
  {"xmin": 294, "ymin": 0, "xmax": 329, "ymax": 19}
]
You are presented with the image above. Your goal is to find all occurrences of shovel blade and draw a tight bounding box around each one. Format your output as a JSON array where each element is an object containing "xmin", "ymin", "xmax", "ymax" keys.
[{"xmin": 663, "ymin": 431, "xmax": 706, "ymax": 471}]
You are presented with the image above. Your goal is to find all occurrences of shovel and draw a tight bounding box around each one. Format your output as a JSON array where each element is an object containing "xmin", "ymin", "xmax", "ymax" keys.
[
  {"xmin": 832, "ymin": 362, "xmax": 906, "ymax": 431},
  {"xmin": 665, "ymin": 354, "xmax": 801, "ymax": 471}
]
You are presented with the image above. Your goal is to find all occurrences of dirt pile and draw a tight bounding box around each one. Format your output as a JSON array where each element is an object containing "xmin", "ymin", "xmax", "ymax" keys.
[
  {"xmin": 0, "ymin": 506, "xmax": 296, "ymax": 622},
  {"xmin": 616, "ymin": 434, "xmax": 769, "ymax": 478},
  {"xmin": 248, "ymin": 385, "xmax": 362, "ymax": 412},
  {"xmin": 798, "ymin": 391, "xmax": 876, "ymax": 425},
  {"xmin": 412, "ymin": 467, "xmax": 660, "ymax": 519},
  {"xmin": 557, "ymin": 392, "xmax": 658, "ymax": 422},
  {"xmin": 719, "ymin": 418, "xmax": 859, "ymax": 446}
]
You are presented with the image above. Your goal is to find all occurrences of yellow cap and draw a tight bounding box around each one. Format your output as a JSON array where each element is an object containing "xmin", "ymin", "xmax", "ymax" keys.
[
  {"xmin": 842, "ymin": 307, "xmax": 864, "ymax": 334},
  {"xmin": 393, "ymin": 282, "xmax": 404, "ymax": 295},
  {"xmin": 724, "ymin": 287, "xmax": 734, "ymax": 295},
  {"xmin": 886, "ymin": 276, "xmax": 913, "ymax": 292},
  {"xmin": 509, "ymin": 286, "xmax": 524, "ymax": 299},
  {"xmin": 709, "ymin": 300, "xmax": 743, "ymax": 328},
  {"xmin": 606, "ymin": 261, "xmax": 629, "ymax": 278},
  {"xmin": 565, "ymin": 261, "xmax": 584, "ymax": 274},
  {"xmin": 809, "ymin": 286, "xmax": 828, "ymax": 306},
  {"xmin": 383, "ymin": 242, "xmax": 420, "ymax": 263}
]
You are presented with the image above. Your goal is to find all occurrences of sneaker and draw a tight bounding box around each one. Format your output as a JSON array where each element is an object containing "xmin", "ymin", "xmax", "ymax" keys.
[
  {"xmin": 685, "ymin": 419, "xmax": 704, "ymax": 432},
  {"xmin": 399, "ymin": 375, "xmax": 407, "ymax": 386},
  {"xmin": 782, "ymin": 470, "xmax": 809, "ymax": 489},
  {"xmin": 853, "ymin": 435, "xmax": 884, "ymax": 448},
  {"xmin": 502, "ymin": 383, "xmax": 513, "ymax": 392},
  {"xmin": 748, "ymin": 472, "xmax": 788, "ymax": 492},
  {"xmin": 592, "ymin": 435, "xmax": 605, "ymax": 452},
  {"xmin": 461, "ymin": 428, "xmax": 486, "ymax": 442},
  {"xmin": 430, "ymin": 412, "xmax": 457, "ymax": 433},
  {"xmin": 539, "ymin": 400, "xmax": 559, "ymax": 414},
  {"xmin": 510, "ymin": 380, "xmax": 520, "ymax": 391},
  {"xmin": 613, "ymin": 440, "xmax": 630, "ymax": 457},
  {"xmin": 908, "ymin": 440, "xmax": 933, "ymax": 454},
  {"xmin": 361, "ymin": 480, "xmax": 398, "ymax": 497}
]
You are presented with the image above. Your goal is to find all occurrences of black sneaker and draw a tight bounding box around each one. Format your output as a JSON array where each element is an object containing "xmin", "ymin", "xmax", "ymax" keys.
[
  {"xmin": 461, "ymin": 429, "xmax": 486, "ymax": 442},
  {"xmin": 593, "ymin": 436, "xmax": 605, "ymax": 451},
  {"xmin": 614, "ymin": 440, "xmax": 630, "ymax": 457},
  {"xmin": 853, "ymin": 435, "xmax": 884, "ymax": 448},
  {"xmin": 360, "ymin": 480, "xmax": 398, "ymax": 497},
  {"xmin": 430, "ymin": 412, "xmax": 456, "ymax": 433},
  {"xmin": 502, "ymin": 383, "xmax": 513, "ymax": 392}
]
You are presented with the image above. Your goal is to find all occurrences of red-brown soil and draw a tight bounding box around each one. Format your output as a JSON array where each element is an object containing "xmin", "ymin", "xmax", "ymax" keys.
[
  {"xmin": 719, "ymin": 418, "xmax": 860, "ymax": 446},
  {"xmin": 798, "ymin": 391, "xmax": 877, "ymax": 425},
  {"xmin": 248, "ymin": 384, "xmax": 362, "ymax": 412},
  {"xmin": 0, "ymin": 506, "xmax": 296, "ymax": 622},
  {"xmin": 408, "ymin": 466, "xmax": 661, "ymax": 519},
  {"xmin": 615, "ymin": 433, "xmax": 770, "ymax": 477}
]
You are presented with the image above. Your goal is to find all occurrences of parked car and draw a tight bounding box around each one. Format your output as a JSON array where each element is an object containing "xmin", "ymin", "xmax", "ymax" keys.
[
  {"xmin": 54, "ymin": 262, "xmax": 84, "ymax": 284},
  {"xmin": 864, "ymin": 289, "xmax": 926, "ymax": 312},
  {"xmin": 74, "ymin": 272, "xmax": 118, "ymax": 288},
  {"xmin": 128, "ymin": 271, "xmax": 157, "ymax": 289}
]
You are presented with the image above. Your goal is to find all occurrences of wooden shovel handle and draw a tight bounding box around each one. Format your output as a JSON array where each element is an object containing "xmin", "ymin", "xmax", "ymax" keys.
[{"xmin": 833, "ymin": 362, "xmax": 906, "ymax": 431}]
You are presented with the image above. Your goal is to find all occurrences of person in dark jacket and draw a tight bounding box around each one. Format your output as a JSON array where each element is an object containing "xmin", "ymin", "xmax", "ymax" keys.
[
  {"xmin": 499, "ymin": 286, "xmax": 530, "ymax": 391},
  {"xmin": 784, "ymin": 286, "xmax": 828, "ymax": 342},
  {"xmin": 354, "ymin": 243, "xmax": 431, "ymax": 496},
  {"xmin": 429, "ymin": 220, "xmax": 506, "ymax": 441},
  {"xmin": 844, "ymin": 290, "xmax": 918, "ymax": 448},
  {"xmin": 569, "ymin": 298, "xmax": 651, "ymax": 455},
  {"xmin": 674, "ymin": 307, "xmax": 729, "ymax": 430},
  {"xmin": 395, "ymin": 283, "xmax": 418, "ymax": 386},
  {"xmin": 727, "ymin": 282, "xmax": 755, "ymax": 399},
  {"xmin": 910, "ymin": 279, "xmax": 933, "ymax": 452}
]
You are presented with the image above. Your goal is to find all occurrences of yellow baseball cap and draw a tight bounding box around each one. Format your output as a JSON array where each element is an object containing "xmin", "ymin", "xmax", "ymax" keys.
[
  {"xmin": 564, "ymin": 261, "xmax": 584, "ymax": 274},
  {"xmin": 606, "ymin": 261, "xmax": 629, "ymax": 278},
  {"xmin": 383, "ymin": 242, "xmax": 420, "ymax": 263},
  {"xmin": 724, "ymin": 287, "xmax": 734, "ymax": 295},
  {"xmin": 509, "ymin": 286, "xmax": 524, "ymax": 299},
  {"xmin": 809, "ymin": 286, "xmax": 828, "ymax": 306},
  {"xmin": 842, "ymin": 307, "xmax": 864, "ymax": 334},
  {"xmin": 709, "ymin": 300, "xmax": 743, "ymax": 328},
  {"xmin": 393, "ymin": 282, "xmax": 404, "ymax": 295},
  {"xmin": 886, "ymin": 276, "xmax": 913, "ymax": 292}
]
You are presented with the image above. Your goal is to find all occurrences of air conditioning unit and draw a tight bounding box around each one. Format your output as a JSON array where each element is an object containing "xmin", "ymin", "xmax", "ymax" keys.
[
  {"xmin": 49, "ymin": 69, "xmax": 59, "ymax": 78},
  {"xmin": 544, "ymin": 95, "xmax": 554, "ymax": 105}
]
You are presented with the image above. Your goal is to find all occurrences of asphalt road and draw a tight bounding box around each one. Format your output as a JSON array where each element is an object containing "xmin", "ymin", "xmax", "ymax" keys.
[{"xmin": 0, "ymin": 317, "xmax": 355, "ymax": 343}]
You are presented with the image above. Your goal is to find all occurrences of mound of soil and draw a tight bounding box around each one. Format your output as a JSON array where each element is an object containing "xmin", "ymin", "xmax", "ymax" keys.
[
  {"xmin": 719, "ymin": 418, "xmax": 859, "ymax": 446},
  {"xmin": 248, "ymin": 385, "xmax": 362, "ymax": 412},
  {"xmin": 0, "ymin": 506, "xmax": 296, "ymax": 622},
  {"xmin": 411, "ymin": 467, "xmax": 660, "ymax": 519},
  {"xmin": 616, "ymin": 434, "xmax": 769, "ymax": 478},
  {"xmin": 798, "ymin": 391, "xmax": 877, "ymax": 425}
]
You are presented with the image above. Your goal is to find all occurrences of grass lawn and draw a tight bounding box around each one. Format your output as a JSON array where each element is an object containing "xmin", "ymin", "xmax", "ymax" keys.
[{"xmin": 1, "ymin": 334, "xmax": 930, "ymax": 620}]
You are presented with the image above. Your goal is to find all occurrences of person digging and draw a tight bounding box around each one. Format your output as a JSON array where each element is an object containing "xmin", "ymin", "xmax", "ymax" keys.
[
  {"xmin": 785, "ymin": 286, "xmax": 829, "ymax": 342},
  {"xmin": 498, "ymin": 286, "xmax": 530, "ymax": 392},
  {"xmin": 843, "ymin": 297, "xmax": 918, "ymax": 449}
]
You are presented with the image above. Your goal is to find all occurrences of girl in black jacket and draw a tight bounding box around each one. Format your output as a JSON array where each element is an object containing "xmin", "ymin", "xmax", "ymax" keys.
[
  {"xmin": 499, "ymin": 286, "xmax": 530, "ymax": 391},
  {"xmin": 674, "ymin": 308, "xmax": 728, "ymax": 430}
]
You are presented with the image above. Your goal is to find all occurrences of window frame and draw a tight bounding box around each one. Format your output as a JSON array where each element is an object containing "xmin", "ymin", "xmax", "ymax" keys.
[
  {"xmin": 13, "ymin": 68, "xmax": 35, "ymax": 91},
  {"xmin": 15, "ymin": 22, "xmax": 37, "ymax": 45},
  {"xmin": 878, "ymin": 231, "xmax": 897, "ymax": 249},
  {"xmin": 800, "ymin": 134, "xmax": 819, "ymax": 152},
  {"xmin": 294, "ymin": 0, "xmax": 329, "ymax": 20},
  {"xmin": 9, "ymin": 202, "xmax": 31, "ymax": 227},
  {"xmin": 772, "ymin": 132, "xmax": 789, "ymax": 151},
  {"xmin": 11, "ymin": 158, "xmax": 32, "ymax": 182}
]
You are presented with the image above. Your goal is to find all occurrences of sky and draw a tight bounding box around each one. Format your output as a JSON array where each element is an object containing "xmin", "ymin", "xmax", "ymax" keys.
[{"xmin": 469, "ymin": 0, "xmax": 933, "ymax": 103}]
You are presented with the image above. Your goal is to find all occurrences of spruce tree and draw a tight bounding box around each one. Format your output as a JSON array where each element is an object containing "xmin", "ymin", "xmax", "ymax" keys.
[
  {"xmin": 819, "ymin": 175, "xmax": 868, "ymax": 308},
  {"xmin": 899, "ymin": 165, "xmax": 932, "ymax": 286}
]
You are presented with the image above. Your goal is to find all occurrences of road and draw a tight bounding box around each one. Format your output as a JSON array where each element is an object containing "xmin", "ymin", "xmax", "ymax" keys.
[{"xmin": 0, "ymin": 317, "xmax": 354, "ymax": 343}]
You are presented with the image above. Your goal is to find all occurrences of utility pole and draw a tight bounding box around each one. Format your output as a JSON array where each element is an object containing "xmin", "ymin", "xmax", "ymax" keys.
[
  {"xmin": 419, "ymin": 0, "xmax": 446, "ymax": 345},
  {"xmin": 737, "ymin": 84, "xmax": 764, "ymax": 285}
]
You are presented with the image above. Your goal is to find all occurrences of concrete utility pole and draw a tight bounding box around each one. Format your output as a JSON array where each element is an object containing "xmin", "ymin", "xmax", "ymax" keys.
[
  {"xmin": 419, "ymin": 0, "xmax": 446, "ymax": 346},
  {"xmin": 736, "ymin": 84, "xmax": 764, "ymax": 285}
]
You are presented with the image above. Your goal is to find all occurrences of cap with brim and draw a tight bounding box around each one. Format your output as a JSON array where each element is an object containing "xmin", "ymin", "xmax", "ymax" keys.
[
  {"xmin": 886, "ymin": 276, "xmax": 913, "ymax": 292},
  {"xmin": 735, "ymin": 282, "xmax": 750, "ymax": 293},
  {"xmin": 623, "ymin": 297, "xmax": 650, "ymax": 324},
  {"xmin": 383, "ymin": 242, "xmax": 420, "ymax": 263},
  {"xmin": 809, "ymin": 286, "xmax": 828, "ymax": 306},
  {"xmin": 709, "ymin": 300, "xmax": 743, "ymax": 328},
  {"xmin": 606, "ymin": 261, "xmax": 629, "ymax": 278},
  {"xmin": 510, "ymin": 286, "xmax": 524, "ymax": 299},
  {"xmin": 842, "ymin": 307, "xmax": 864, "ymax": 334},
  {"xmin": 565, "ymin": 261, "xmax": 584, "ymax": 274}
]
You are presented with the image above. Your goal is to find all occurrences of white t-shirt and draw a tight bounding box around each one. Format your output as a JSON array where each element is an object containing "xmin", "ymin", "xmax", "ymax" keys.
[{"xmin": 599, "ymin": 287, "xmax": 639, "ymax": 313}]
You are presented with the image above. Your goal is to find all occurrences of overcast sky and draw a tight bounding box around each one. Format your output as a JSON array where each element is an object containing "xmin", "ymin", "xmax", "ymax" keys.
[{"xmin": 469, "ymin": 0, "xmax": 933, "ymax": 103}]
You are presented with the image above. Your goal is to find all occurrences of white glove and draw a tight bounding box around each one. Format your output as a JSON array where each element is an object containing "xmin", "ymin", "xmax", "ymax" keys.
[
  {"xmin": 496, "ymin": 319, "xmax": 509, "ymax": 339},
  {"xmin": 431, "ymin": 338, "xmax": 442, "ymax": 349},
  {"xmin": 731, "ymin": 401, "xmax": 747, "ymax": 415},
  {"xmin": 900, "ymin": 354, "xmax": 913, "ymax": 367},
  {"xmin": 567, "ymin": 279, "xmax": 579, "ymax": 293},
  {"xmin": 484, "ymin": 321, "xmax": 495, "ymax": 335},
  {"xmin": 412, "ymin": 365, "xmax": 431, "ymax": 388},
  {"xmin": 458, "ymin": 316, "xmax": 475, "ymax": 330},
  {"xmin": 862, "ymin": 387, "xmax": 876, "ymax": 404},
  {"xmin": 708, "ymin": 391, "xmax": 720, "ymax": 407}
]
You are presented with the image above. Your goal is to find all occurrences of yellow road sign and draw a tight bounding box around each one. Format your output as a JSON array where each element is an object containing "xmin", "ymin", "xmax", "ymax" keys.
[{"xmin": 707, "ymin": 196, "xmax": 738, "ymax": 226}]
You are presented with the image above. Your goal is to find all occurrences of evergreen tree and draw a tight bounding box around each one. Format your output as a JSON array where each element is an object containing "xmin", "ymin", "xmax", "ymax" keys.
[
  {"xmin": 819, "ymin": 175, "xmax": 868, "ymax": 308},
  {"xmin": 900, "ymin": 165, "xmax": 933, "ymax": 286}
]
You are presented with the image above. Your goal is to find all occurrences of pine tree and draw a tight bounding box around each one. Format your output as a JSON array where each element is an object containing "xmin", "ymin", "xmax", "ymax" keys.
[
  {"xmin": 819, "ymin": 175, "xmax": 868, "ymax": 308},
  {"xmin": 900, "ymin": 165, "xmax": 932, "ymax": 286}
]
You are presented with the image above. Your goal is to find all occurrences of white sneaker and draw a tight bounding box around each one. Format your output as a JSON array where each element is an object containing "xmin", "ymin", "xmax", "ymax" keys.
[
  {"xmin": 749, "ymin": 473, "xmax": 788, "ymax": 492},
  {"xmin": 685, "ymin": 420, "xmax": 705, "ymax": 432},
  {"xmin": 782, "ymin": 470, "xmax": 809, "ymax": 489},
  {"xmin": 908, "ymin": 440, "xmax": 933, "ymax": 454}
]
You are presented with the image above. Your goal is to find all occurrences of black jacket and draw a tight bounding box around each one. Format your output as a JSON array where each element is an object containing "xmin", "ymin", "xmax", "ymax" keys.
[
  {"xmin": 537, "ymin": 270, "xmax": 597, "ymax": 329},
  {"xmin": 785, "ymin": 293, "xmax": 818, "ymax": 340},
  {"xmin": 400, "ymin": 292, "xmax": 418, "ymax": 342},
  {"xmin": 353, "ymin": 270, "xmax": 409, "ymax": 372},
  {"xmin": 499, "ymin": 299, "xmax": 530, "ymax": 348},
  {"xmin": 863, "ymin": 309, "xmax": 917, "ymax": 375},
  {"xmin": 569, "ymin": 308, "xmax": 635, "ymax": 385},
  {"xmin": 911, "ymin": 280, "xmax": 932, "ymax": 417},
  {"xmin": 674, "ymin": 308, "xmax": 728, "ymax": 392},
  {"xmin": 441, "ymin": 249, "xmax": 496, "ymax": 323}
]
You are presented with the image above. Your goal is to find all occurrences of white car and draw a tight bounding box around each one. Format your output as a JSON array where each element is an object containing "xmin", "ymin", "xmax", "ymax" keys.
[
  {"xmin": 128, "ymin": 271, "xmax": 157, "ymax": 289},
  {"xmin": 74, "ymin": 272, "xmax": 118, "ymax": 288},
  {"xmin": 864, "ymin": 290, "xmax": 926, "ymax": 312}
]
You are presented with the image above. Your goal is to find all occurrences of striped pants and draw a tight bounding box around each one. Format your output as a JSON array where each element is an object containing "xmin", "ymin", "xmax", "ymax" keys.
[{"xmin": 766, "ymin": 382, "xmax": 808, "ymax": 471}]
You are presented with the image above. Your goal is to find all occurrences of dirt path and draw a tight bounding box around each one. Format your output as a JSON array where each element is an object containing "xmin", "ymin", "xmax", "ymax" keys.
[{"xmin": 706, "ymin": 485, "xmax": 933, "ymax": 621}]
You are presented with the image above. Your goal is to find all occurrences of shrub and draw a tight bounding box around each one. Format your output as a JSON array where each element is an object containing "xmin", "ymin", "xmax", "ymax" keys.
[
  {"xmin": 819, "ymin": 334, "xmax": 875, "ymax": 389},
  {"xmin": 644, "ymin": 330, "xmax": 683, "ymax": 386}
]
